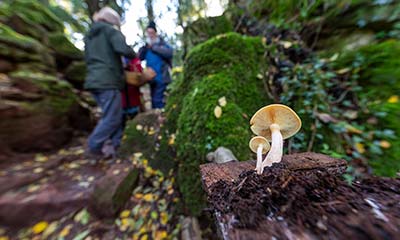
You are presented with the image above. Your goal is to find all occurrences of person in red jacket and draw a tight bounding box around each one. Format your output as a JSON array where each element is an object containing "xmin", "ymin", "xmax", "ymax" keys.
[{"xmin": 122, "ymin": 57, "xmax": 143, "ymax": 122}]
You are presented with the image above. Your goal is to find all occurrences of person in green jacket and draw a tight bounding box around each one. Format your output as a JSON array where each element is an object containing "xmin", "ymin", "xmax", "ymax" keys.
[{"xmin": 84, "ymin": 7, "xmax": 135, "ymax": 159}]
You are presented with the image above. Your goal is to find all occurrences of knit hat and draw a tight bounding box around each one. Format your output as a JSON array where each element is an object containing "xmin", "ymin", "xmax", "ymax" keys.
[
  {"xmin": 95, "ymin": 7, "xmax": 121, "ymax": 27},
  {"xmin": 146, "ymin": 21, "xmax": 157, "ymax": 32}
]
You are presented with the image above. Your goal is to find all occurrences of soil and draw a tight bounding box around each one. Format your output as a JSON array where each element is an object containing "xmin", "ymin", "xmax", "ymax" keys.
[{"xmin": 208, "ymin": 164, "xmax": 400, "ymax": 239}]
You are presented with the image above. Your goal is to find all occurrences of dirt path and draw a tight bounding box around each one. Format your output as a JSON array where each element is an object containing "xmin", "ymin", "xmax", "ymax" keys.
[{"xmin": 0, "ymin": 136, "xmax": 181, "ymax": 239}]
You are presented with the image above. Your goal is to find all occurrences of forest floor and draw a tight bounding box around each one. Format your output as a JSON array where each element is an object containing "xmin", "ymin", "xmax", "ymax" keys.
[{"xmin": 0, "ymin": 133, "xmax": 182, "ymax": 240}]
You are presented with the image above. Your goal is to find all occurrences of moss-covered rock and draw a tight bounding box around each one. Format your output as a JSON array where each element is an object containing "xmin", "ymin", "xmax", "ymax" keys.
[
  {"xmin": 166, "ymin": 33, "xmax": 269, "ymax": 215},
  {"xmin": 0, "ymin": 0, "xmax": 63, "ymax": 33},
  {"xmin": 64, "ymin": 61, "xmax": 86, "ymax": 88},
  {"xmin": 0, "ymin": 22, "xmax": 42, "ymax": 53},
  {"xmin": 183, "ymin": 15, "xmax": 233, "ymax": 51},
  {"xmin": 0, "ymin": 23, "xmax": 55, "ymax": 69},
  {"xmin": 48, "ymin": 33, "xmax": 83, "ymax": 59},
  {"xmin": 0, "ymin": 70, "xmax": 90, "ymax": 156}
]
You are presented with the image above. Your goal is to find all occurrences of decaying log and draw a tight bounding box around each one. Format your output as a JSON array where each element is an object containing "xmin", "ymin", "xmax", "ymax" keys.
[{"xmin": 200, "ymin": 152, "xmax": 400, "ymax": 240}]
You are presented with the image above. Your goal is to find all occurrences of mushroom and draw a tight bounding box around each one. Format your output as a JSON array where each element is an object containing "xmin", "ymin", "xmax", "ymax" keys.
[
  {"xmin": 249, "ymin": 136, "xmax": 271, "ymax": 174},
  {"xmin": 250, "ymin": 104, "xmax": 301, "ymax": 174}
]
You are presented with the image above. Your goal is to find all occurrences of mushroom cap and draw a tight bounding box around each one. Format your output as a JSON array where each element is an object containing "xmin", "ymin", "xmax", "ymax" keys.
[
  {"xmin": 249, "ymin": 136, "xmax": 271, "ymax": 154},
  {"xmin": 250, "ymin": 104, "xmax": 301, "ymax": 141}
]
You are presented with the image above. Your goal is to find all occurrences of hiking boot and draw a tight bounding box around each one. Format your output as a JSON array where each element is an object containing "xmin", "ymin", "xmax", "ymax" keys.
[
  {"xmin": 102, "ymin": 142, "xmax": 118, "ymax": 160},
  {"xmin": 84, "ymin": 148, "xmax": 104, "ymax": 160}
]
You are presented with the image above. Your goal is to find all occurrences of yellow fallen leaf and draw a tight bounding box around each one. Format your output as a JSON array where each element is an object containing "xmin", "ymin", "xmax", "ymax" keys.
[
  {"xmin": 142, "ymin": 159, "xmax": 148, "ymax": 166},
  {"xmin": 147, "ymin": 127, "xmax": 156, "ymax": 135},
  {"xmin": 281, "ymin": 41, "xmax": 293, "ymax": 48},
  {"xmin": 262, "ymin": 37, "xmax": 267, "ymax": 44},
  {"xmin": 160, "ymin": 212, "xmax": 168, "ymax": 225},
  {"xmin": 345, "ymin": 124, "xmax": 363, "ymax": 134},
  {"xmin": 218, "ymin": 97, "xmax": 227, "ymax": 107},
  {"xmin": 329, "ymin": 53, "xmax": 339, "ymax": 62},
  {"xmin": 32, "ymin": 221, "xmax": 48, "ymax": 234},
  {"xmin": 120, "ymin": 218, "xmax": 131, "ymax": 231},
  {"xmin": 59, "ymin": 224, "xmax": 72, "ymax": 238},
  {"xmin": 33, "ymin": 168, "xmax": 44, "ymax": 174},
  {"xmin": 27, "ymin": 185, "xmax": 40, "ymax": 193},
  {"xmin": 120, "ymin": 210, "xmax": 130, "ymax": 218},
  {"xmin": 336, "ymin": 68, "xmax": 350, "ymax": 74},
  {"xmin": 355, "ymin": 143, "xmax": 365, "ymax": 154},
  {"xmin": 155, "ymin": 230, "xmax": 168, "ymax": 239},
  {"xmin": 168, "ymin": 188, "xmax": 174, "ymax": 195},
  {"xmin": 134, "ymin": 152, "xmax": 143, "ymax": 159},
  {"xmin": 139, "ymin": 226, "xmax": 147, "ymax": 234},
  {"xmin": 141, "ymin": 234, "xmax": 149, "ymax": 240},
  {"xmin": 143, "ymin": 193, "xmax": 153, "ymax": 202},
  {"xmin": 42, "ymin": 222, "xmax": 58, "ymax": 238},
  {"xmin": 214, "ymin": 106, "xmax": 222, "ymax": 118},
  {"xmin": 35, "ymin": 154, "xmax": 48, "ymax": 163},
  {"xmin": 388, "ymin": 95, "xmax": 398, "ymax": 103},
  {"xmin": 168, "ymin": 134, "xmax": 176, "ymax": 145},
  {"xmin": 380, "ymin": 140, "xmax": 391, "ymax": 149},
  {"xmin": 58, "ymin": 149, "xmax": 68, "ymax": 155},
  {"xmin": 134, "ymin": 193, "xmax": 143, "ymax": 199},
  {"xmin": 74, "ymin": 149, "xmax": 84, "ymax": 155}
]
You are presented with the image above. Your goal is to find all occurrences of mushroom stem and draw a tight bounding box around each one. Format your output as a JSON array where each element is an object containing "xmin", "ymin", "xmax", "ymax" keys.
[
  {"xmin": 261, "ymin": 123, "xmax": 283, "ymax": 173},
  {"xmin": 255, "ymin": 144, "xmax": 263, "ymax": 174}
]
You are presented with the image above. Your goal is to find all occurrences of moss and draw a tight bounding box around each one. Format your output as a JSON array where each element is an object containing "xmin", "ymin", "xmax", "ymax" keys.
[
  {"xmin": 48, "ymin": 33, "xmax": 83, "ymax": 58},
  {"xmin": 64, "ymin": 61, "xmax": 86, "ymax": 86},
  {"xmin": 166, "ymin": 33, "xmax": 265, "ymax": 131},
  {"xmin": 0, "ymin": 0, "xmax": 64, "ymax": 33},
  {"xmin": 337, "ymin": 40, "xmax": 400, "ymax": 99},
  {"xmin": 183, "ymin": 15, "xmax": 234, "ymax": 49},
  {"xmin": 0, "ymin": 22, "xmax": 42, "ymax": 52},
  {"xmin": 335, "ymin": 40, "xmax": 400, "ymax": 176},
  {"xmin": 166, "ymin": 33, "xmax": 269, "ymax": 215},
  {"xmin": 368, "ymin": 101, "xmax": 400, "ymax": 177},
  {"xmin": 9, "ymin": 70, "xmax": 77, "ymax": 114}
]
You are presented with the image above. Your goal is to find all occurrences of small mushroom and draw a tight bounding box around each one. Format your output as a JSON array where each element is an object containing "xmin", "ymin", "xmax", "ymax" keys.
[
  {"xmin": 249, "ymin": 136, "xmax": 271, "ymax": 174},
  {"xmin": 250, "ymin": 104, "xmax": 301, "ymax": 174}
]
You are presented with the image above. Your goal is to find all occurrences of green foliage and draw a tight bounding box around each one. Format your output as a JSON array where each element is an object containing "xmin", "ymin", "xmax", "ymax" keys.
[
  {"xmin": 0, "ymin": 0, "xmax": 64, "ymax": 32},
  {"xmin": 10, "ymin": 71, "xmax": 77, "ymax": 114},
  {"xmin": 48, "ymin": 33, "xmax": 83, "ymax": 58},
  {"xmin": 48, "ymin": 5, "xmax": 89, "ymax": 33},
  {"xmin": 0, "ymin": 23, "xmax": 42, "ymax": 52},
  {"xmin": 166, "ymin": 33, "xmax": 268, "ymax": 215},
  {"xmin": 183, "ymin": 15, "xmax": 233, "ymax": 50},
  {"xmin": 335, "ymin": 40, "xmax": 400, "ymax": 176},
  {"xmin": 336, "ymin": 40, "xmax": 400, "ymax": 99},
  {"xmin": 64, "ymin": 61, "xmax": 87, "ymax": 84}
]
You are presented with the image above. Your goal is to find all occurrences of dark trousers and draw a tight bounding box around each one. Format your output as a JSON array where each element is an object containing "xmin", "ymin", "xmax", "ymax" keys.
[
  {"xmin": 88, "ymin": 90, "xmax": 123, "ymax": 151},
  {"xmin": 150, "ymin": 80, "xmax": 167, "ymax": 109}
]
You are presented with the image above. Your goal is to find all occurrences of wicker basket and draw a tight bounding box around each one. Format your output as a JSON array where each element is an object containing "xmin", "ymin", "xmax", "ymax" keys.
[{"xmin": 125, "ymin": 67, "xmax": 156, "ymax": 87}]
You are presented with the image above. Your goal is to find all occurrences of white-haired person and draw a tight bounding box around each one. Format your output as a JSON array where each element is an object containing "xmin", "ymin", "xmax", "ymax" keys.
[{"xmin": 84, "ymin": 7, "xmax": 135, "ymax": 159}]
